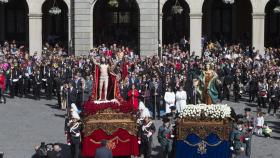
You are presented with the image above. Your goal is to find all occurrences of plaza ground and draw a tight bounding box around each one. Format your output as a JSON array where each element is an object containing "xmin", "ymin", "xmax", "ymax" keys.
[{"xmin": 0, "ymin": 96, "xmax": 280, "ymax": 158}]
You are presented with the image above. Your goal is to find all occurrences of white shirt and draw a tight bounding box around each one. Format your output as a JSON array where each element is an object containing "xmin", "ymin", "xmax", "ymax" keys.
[
  {"xmin": 256, "ymin": 116, "xmax": 264, "ymax": 127},
  {"xmin": 164, "ymin": 92, "xmax": 175, "ymax": 105}
]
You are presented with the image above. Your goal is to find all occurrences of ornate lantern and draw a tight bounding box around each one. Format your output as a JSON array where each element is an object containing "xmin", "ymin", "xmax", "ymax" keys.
[
  {"xmin": 49, "ymin": 0, "xmax": 61, "ymax": 15},
  {"xmin": 222, "ymin": 0, "xmax": 234, "ymax": 4},
  {"xmin": 171, "ymin": 0, "xmax": 183, "ymax": 15},
  {"xmin": 0, "ymin": 0, "xmax": 8, "ymax": 3},
  {"xmin": 274, "ymin": 0, "xmax": 280, "ymax": 13},
  {"xmin": 108, "ymin": 0, "xmax": 119, "ymax": 8}
]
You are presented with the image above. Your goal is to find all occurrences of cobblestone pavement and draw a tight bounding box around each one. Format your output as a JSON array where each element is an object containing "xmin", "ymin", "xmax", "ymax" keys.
[{"xmin": 0, "ymin": 96, "xmax": 279, "ymax": 158}]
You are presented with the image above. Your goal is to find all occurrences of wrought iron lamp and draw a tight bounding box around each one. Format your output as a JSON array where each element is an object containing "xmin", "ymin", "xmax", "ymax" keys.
[
  {"xmin": 222, "ymin": 0, "xmax": 234, "ymax": 4},
  {"xmin": 171, "ymin": 0, "xmax": 183, "ymax": 15},
  {"xmin": 0, "ymin": 0, "xmax": 8, "ymax": 3},
  {"xmin": 108, "ymin": 0, "xmax": 119, "ymax": 8},
  {"xmin": 274, "ymin": 0, "xmax": 280, "ymax": 13},
  {"xmin": 49, "ymin": 0, "xmax": 61, "ymax": 15}
]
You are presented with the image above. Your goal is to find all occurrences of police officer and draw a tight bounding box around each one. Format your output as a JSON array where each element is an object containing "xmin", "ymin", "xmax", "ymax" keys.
[
  {"xmin": 230, "ymin": 120, "xmax": 246, "ymax": 155},
  {"xmin": 138, "ymin": 115, "xmax": 156, "ymax": 158},
  {"xmin": 158, "ymin": 117, "xmax": 174, "ymax": 158},
  {"xmin": 165, "ymin": 106, "xmax": 177, "ymax": 127},
  {"xmin": 69, "ymin": 117, "xmax": 81, "ymax": 158},
  {"xmin": 242, "ymin": 108, "xmax": 254, "ymax": 157}
]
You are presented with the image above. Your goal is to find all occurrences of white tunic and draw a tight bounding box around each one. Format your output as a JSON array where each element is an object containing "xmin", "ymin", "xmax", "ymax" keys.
[
  {"xmin": 164, "ymin": 92, "xmax": 175, "ymax": 113},
  {"xmin": 175, "ymin": 90, "xmax": 187, "ymax": 112}
]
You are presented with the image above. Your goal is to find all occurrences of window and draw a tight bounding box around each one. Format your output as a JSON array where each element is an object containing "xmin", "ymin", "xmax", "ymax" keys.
[{"xmin": 112, "ymin": 12, "xmax": 130, "ymax": 24}]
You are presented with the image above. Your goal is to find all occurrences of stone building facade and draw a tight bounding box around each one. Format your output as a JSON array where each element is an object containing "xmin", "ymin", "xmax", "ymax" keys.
[{"xmin": 0, "ymin": 0, "xmax": 279, "ymax": 56}]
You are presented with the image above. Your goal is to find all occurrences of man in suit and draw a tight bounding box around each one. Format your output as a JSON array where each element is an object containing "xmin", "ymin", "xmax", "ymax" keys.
[
  {"xmin": 71, "ymin": 74, "xmax": 83, "ymax": 107},
  {"xmin": 33, "ymin": 70, "xmax": 42, "ymax": 100},
  {"xmin": 10, "ymin": 65, "xmax": 20, "ymax": 98},
  {"xmin": 149, "ymin": 75, "xmax": 163, "ymax": 120},
  {"xmin": 95, "ymin": 140, "xmax": 113, "ymax": 158},
  {"xmin": 46, "ymin": 68, "xmax": 54, "ymax": 100}
]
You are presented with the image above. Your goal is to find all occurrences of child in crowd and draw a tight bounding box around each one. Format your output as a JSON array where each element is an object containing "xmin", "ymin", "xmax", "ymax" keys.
[
  {"xmin": 255, "ymin": 112, "xmax": 264, "ymax": 136},
  {"xmin": 262, "ymin": 123, "xmax": 272, "ymax": 138}
]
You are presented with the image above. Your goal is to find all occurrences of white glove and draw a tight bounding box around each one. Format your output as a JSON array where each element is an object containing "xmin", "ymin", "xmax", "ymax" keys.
[
  {"xmin": 245, "ymin": 138, "xmax": 250, "ymax": 141},
  {"xmin": 171, "ymin": 135, "xmax": 175, "ymax": 138},
  {"xmin": 147, "ymin": 132, "xmax": 152, "ymax": 138},
  {"xmin": 230, "ymin": 147, "xmax": 234, "ymax": 151},
  {"xmin": 138, "ymin": 141, "xmax": 141, "ymax": 144}
]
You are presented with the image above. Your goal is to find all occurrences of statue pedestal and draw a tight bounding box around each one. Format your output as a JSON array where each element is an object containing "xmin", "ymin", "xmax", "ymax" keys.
[
  {"xmin": 176, "ymin": 118, "xmax": 232, "ymax": 158},
  {"xmin": 82, "ymin": 101, "xmax": 139, "ymax": 157}
]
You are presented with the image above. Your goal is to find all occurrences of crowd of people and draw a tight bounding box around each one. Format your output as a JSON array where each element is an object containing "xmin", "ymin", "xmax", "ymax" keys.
[{"xmin": 1, "ymin": 39, "xmax": 279, "ymax": 158}]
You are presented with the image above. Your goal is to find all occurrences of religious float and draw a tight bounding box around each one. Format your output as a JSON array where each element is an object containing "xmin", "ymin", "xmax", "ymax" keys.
[
  {"xmin": 81, "ymin": 60, "xmax": 139, "ymax": 157},
  {"xmin": 176, "ymin": 104, "xmax": 233, "ymax": 158}
]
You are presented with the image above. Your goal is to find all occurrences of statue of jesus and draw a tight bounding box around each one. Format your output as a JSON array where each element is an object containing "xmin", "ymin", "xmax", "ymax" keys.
[{"xmin": 93, "ymin": 57, "xmax": 110, "ymax": 100}]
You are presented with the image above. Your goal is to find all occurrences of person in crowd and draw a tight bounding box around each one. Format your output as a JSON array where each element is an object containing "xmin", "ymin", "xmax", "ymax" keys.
[
  {"xmin": 258, "ymin": 78, "xmax": 268, "ymax": 108},
  {"xmin": 158, "ymin": 117, "xmax": 174, "ymax": 158},
  {"xmin": 10, "ymin": 64, "xmax": 20, "ymax": 98},
  {"xmin": 230, "ymin": 120, "xmax": 246, "ymax": 154},
  {"xmin": 233, "ymin": 79, "xmax": 241, "ymax": 102},
  {"xmin": 262, "ymin": 123, "xmax": 272, "ymax": 138},
  {"xmin": 69, "ymin": 117, "xmax": 81, "ymax": 158},
  {"xmin": 175, "ymin": 85, "xmax": 187, "ymax": 112},
  {"xmin": 0, "ymin": 70, "xmax": 6, "ymax": 103},
  {"xmin": 242, "ymin": 108, "xmax": 254, "ymax": 158},
  {"xmin": 138, "ymin": 114, "xmax": 156, "ymax": 158},
  {"xmin": 248, "ymin": 73, "xmax": 258, "ymax": 102},
  {"xmin": 95, "ymin": 140, "xmax": 113, "ymax": 158},
  {"xmin": 33, "ymin": 69, "xmax": 42, "ymax": 100},
  {"xmin": 254, "ymin": 112, "xmax": 264, "ymax": 136},
  {"xmin": 150, "ymin": 75, "xmax": 163, "ymax": 119},
  {"xmin": 267, "ymin": 80, "xmax": 279, "ymax": 116},
  {"xmin": 164, "ymin": 86, "xmax": 175, "ymax": 114},
  {"xmin": 128, "ymin": 83, "xmax": 139, "ymax": 110}
]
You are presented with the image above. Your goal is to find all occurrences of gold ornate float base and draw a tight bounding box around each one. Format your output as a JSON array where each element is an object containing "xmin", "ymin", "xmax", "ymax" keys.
[
  {"xmin": 83, "ymin": 108, "xmax": 138, "ymax": 137},
  {"xmin": 177, "ymin": 118, "xmax": 232, "ymax": 141}
]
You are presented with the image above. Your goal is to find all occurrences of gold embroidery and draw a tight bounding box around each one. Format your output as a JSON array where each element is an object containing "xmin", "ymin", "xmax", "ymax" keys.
[
  {"xmin": 90, "ymin": 136, "xmax": 130, "ymax": 150},
  {"xmin": 83, "ymin": 108, "xmax": 138, "ymax": 136},
  {"xmin": 177, "ymin": 118, "xmax": 232, "ymax": 141},
  {"xmin": 183, "ymin": 140, "xmax": 222, "ymax": 155}
]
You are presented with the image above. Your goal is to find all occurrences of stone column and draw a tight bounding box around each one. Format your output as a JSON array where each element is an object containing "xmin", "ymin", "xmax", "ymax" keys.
[
  {"xmin": 29, "ymin": 13, "xmax": 42, "ymax": 56},
  {"xmin": 252, "ymin": 12, "xmax": 265, "ymax": 54},
  {"xmin": 158, "ymin": 13, "xmax": 163, "ymax": 58},
  {"xmin": 68, "ymin": 14, "xmax": 72, "ymax": 53},
  {"xmin": 190, "ymin": 13, "xmax": 202, "ymax": 56}
]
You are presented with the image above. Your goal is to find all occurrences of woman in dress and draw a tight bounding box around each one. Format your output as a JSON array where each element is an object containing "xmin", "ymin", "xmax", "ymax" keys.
[{"xmin": 198, "ymin": 63, "xmax": 219, "ymax": 105}]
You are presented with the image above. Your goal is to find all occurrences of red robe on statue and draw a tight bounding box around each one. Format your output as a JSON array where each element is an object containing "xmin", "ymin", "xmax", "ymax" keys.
[
  {"xmin": 127, "ymin": 89, "xmax": 139, "ymax": 111},
  {"xmin": 121, "ymin": 62, "xmax": 129, "ymax": 80},
  {"xmin": 91, "ymin": 64, "xmax": 124, "ymax": 101}
]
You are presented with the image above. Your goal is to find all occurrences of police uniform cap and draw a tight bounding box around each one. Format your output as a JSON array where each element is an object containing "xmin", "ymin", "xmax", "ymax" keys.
[
  {"xmin": 244, "ymin": 108, "xmax": 251, "ymax": 112},
  {"xmin": 236, "ymin": 114, "xmax": 244, "ymax": 119},
  {"xmin": 170, "ymin": 106, "xmax": 176, "ymax": 111},
  {"xmin": 162, "ymin": 117, "xmax": 170, "ymax": 123}
]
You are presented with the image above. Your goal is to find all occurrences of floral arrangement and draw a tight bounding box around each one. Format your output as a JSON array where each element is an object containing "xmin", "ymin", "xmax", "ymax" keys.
[{"xmin": 179, "ymin": 104, "xmax": 231, "ymax": 119}]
